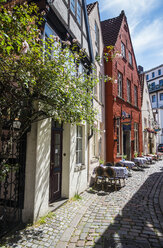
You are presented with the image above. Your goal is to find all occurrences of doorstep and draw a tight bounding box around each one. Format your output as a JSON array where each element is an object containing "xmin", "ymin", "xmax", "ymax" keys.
[{"xmin": 49, "ymin": 198, "xmax": 68, "ymax": 212}]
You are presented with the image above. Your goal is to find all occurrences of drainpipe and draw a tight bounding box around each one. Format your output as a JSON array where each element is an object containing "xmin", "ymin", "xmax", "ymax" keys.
[{"xmin": 82, "ymin": 0, "xmax": 94, "ymax": 185}]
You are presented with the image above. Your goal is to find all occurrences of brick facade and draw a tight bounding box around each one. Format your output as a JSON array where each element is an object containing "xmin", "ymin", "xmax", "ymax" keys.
[{"xmin": 102, "ymin": 11, "xmax": 143, "ymax": 163}]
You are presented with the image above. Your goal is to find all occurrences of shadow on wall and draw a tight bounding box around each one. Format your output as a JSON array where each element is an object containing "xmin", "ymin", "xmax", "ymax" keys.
[
  {"xmin": 92, "ymin": 171, "xmax": 163, "ymax": 248},
  {"xmin": 35, "ymin": 119, "xmax": 51, "ymax": 220}
]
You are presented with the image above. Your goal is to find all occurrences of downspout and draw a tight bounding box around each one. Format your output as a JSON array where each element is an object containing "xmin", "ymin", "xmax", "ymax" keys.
[{"xmin": 82, "ymin": 0, "xmax": 94, "ymax": 185}]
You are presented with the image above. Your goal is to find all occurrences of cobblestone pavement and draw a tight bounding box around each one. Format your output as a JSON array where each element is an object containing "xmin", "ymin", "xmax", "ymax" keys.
[{"xmin": 1, "ymin": 161, "xmax": 163, "ymax": 248}]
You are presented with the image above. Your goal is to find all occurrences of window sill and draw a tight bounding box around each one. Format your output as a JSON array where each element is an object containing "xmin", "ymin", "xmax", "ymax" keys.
[{"xmin": 74, "ymin": 164, "xmax": 86, "ymax": 172}]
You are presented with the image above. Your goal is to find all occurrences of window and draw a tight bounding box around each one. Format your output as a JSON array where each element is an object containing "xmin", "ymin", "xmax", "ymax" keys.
[
  {"xmin": 95, "ymin": 21, "xmax": 99, "ymax": 55},
  {"xmin": 134, "ymin": 123, "xmax": 138, "ymax": 153},
  {"xmin": 128, "ymin": 51, "xmax": 132, "ymax": 65},
  {"xmin": 127, "ymin": 79, "xmax": 131, "ymax": 102},
  {"xmin": 44, "ymin": 23, "xmax": 58, "ymax": 59},
  {"xmin": 117, "ymin": 119, "xmax": 120, "ymax": 154},
  {"xmin": 134, "ymin": 85, "xmax": 138, "ymax": 107},
  {"xmin": 158, "ymin": 69, "xmax": 161, "ymax": 75},
  {"xmin": 70, "ymin": 0, "xmax": 75, "ymax": 14},
  {"xmin": 152, "ymin": 72, "xmax": 155, "ymax": 78},
  {"xmin": 77, "ymin": 1, "xmax": 81, "ymax": 24},
  {"xmin": 159, "ymin": 80, "xmax": 163, "ymax": 87},
  {"xmin": 118, "ymin": 72, "xmax": 123, "ymax": 98},
  {"xmin": 152, "ymin": 95, "xmax": 156, "ymax": 102},
  {"xmin": 160, "ymin": 93, "xmax": 163, "ymax": 101},
  {"xmin": 121, "ymin": 42, "xmax": 126, "ymax": 58},
  {"xmin": 76, "ymin": 126, "xmax": 83, "ymax": 164},
  {"xmin": 151, "ymin": 82, "xmax": 155, "ymax": 90},
  {"xmin": 146, "ymin": 74, "xmax": 149, "ymax": 80}
]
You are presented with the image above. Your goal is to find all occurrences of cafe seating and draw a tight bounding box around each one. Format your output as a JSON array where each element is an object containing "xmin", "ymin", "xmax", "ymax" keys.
[{"xmin": 94, "ymin": 166, "xmax": 106, "ymax": 190}]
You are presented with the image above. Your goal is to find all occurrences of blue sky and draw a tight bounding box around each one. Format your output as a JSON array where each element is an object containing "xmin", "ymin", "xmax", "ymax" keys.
[{"xmin": 86, "ymin": 0, "xmax": 163, "ymax": 71}]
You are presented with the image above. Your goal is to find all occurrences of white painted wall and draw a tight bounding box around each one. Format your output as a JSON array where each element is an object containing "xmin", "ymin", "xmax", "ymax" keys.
[
  {"xmin": 87, "ymin": 3, "xmax": 105, "ymax": 185},
  {"xmin": 23, "ymin": 118, "xmax": 51, "ymax": 222},
  {"xmin": 53, "ymin": 0, "xmax": 68, "ymax": 24},
  {"xmin": 141, "ymin": 76, "xmax": 156, "ymax": 154}
]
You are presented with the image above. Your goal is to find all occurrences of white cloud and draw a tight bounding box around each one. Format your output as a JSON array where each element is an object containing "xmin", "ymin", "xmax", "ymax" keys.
[
  {"xmin": 132, "ymin": 18, "xmax": 163, "ymax": 54},
  {"xmin": 100, "ymin": 0, "xmax": 156, "ymax": 34}
]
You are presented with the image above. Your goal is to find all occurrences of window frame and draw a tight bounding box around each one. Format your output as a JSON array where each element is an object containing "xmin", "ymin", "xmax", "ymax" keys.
[
  {"xmin": 128, "ymin": 51, "xmax": 132, "ymax": 66},
  {"xmin": 70, "ymin": 0, "xmax": 75, "ymax": 15},
  {"xmin": 121, "ymin": 42, "xmax": 126, "ymax": 58},
  {"xmin": 76, "ymin": 125, "xmax": 83, "ymax": 165},
  {"xmin": 118, "ymin": 71, "xmax": 123, "ymax": 98},
  {"xmin": 160, "ymin": 93, "xmax": 163, "ymax": 101},
  {"xmin": 158, "ymin": 69, "xmax": 161, "ymax": 76},
  {"xmin": 127, "ymin": 79, "xmax": 131, "ymax": 103},
  {"xmin": 152, "ymin": 72, "xmax": 155, "ymax": 78},
  {"xmin": 152, "ymin": 95, "xmax": 156, "ymax": 103},
  {"xmin": 77, "ymin": 1, "xmax": 81, "ymax": 24},
  {"xmin": 134, "ymin": 85, "xmax": 138, "ymax": 107},
  {"xmin": 134, "ymin": 123, "xmax": 139, "ymax": 153}
]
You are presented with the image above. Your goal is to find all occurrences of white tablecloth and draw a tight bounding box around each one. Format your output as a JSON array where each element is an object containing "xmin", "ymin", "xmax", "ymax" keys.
[
  {"xmin": 143, "ymin": 156, "xmax": 152, "ymax": 161},
  {"xmin": 120, "ymin": 160, "xmax": 135, "ymax": 169},
  {"xmin": 110, "ymin": 166, "xmax": 128, "ymax": 178},
  {"xmin": 134, "ymin": 157, "xmax": 147, "ymax": 165}
]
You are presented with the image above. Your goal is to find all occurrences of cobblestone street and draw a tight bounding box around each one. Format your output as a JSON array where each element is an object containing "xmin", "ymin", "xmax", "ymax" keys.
[{"xmin": 2, "ymin": 161, "xmax": 163, "ymax": 248}]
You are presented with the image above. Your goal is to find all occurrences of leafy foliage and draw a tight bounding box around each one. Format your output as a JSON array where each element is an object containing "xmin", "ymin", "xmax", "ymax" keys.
[{"xmin": 0, "ymin": 2, "xmax": 99, "ymax": 179}]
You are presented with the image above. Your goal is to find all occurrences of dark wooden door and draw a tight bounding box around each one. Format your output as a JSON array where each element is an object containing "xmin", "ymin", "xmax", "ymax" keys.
[{"xmin": 49, "ymin": 122, "xmax": 63, "ymax": 203}]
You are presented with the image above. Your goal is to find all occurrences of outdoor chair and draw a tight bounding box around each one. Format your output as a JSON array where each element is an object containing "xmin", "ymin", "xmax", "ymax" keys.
[
  {"xmin": 114, "ymin": 162, "xmax": 124, "ymax": 167},
  {"xmin": 105, "ymin": 162, "xmax": 113, "ymax": 167},
  {"xmin": 94, "ymin": 166, "xmax": 106, "ymax": 190},
  {"xmin": 104, "ymin": 167, "xmax": 118, "ymax": 191}
]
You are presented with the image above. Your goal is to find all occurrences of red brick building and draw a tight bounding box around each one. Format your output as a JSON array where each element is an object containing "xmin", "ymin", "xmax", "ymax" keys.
[{"xmin": 101, "ymin": 11, "xmax": 142, "ymax": 163}]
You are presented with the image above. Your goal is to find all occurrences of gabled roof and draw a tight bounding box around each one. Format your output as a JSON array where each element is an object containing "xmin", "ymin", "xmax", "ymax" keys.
[
  {"xmin": 101, "ymin": 11, "xmax": 125, "ymax": 47},
  {"xmin": 87, "ymin": 1, "xmax": 98, "ymax": 15}
]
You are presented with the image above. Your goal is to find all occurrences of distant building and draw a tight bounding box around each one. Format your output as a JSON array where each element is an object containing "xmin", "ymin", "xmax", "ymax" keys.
[
  {"xmin": 87, "ymin": 1, "xmax": 105, "ymax": 184},
  {"xmin": 144, "ymin": 64, "xmax": 163, "ymax": 146},
  {"xmin": 139, "ymin": 68, "xmax": 156, "ymax": 155},
  {"xmin": 101, "ymin": 11, "xmax": 143, "ymax": 163}
]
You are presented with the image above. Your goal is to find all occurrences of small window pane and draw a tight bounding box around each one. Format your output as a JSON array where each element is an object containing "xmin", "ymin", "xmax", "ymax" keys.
[
  {"xmin": 128, "ymin": 51, "xmax": 132, "ymax": 65},
  {"xmin": 160, "ymin": 93, "xmax": 163, "ymax": 101},
  {"xmin": 77, "ymin": 1, "xmax": 81, "ymax": 24},
  {"xmin": 118, "ymin": 72, "xmax": 123, "ymax": 98},
  {"xmin": 70, "ymin": 0, "xmax": 75, "ymax": 14},
  {"xmin": 121, "ymin": 42, "xmax": 126, "ymax": 58},
  {"xmin": 152, "ymin": 95, "xmax": 156, "ymax": 102}
]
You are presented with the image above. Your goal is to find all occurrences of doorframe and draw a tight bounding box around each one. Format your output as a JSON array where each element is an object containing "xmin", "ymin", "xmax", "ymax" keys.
[{"xmin": 49, "ymin": 120, "xmax": 63, "ymax": 203}]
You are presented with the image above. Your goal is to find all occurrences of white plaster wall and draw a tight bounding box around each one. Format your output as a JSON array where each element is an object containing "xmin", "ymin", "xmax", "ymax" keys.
[
  {"xmin": 70, "ymin": 15, "xmax": 81, "ymax": 44},
  {"xmin": 33, "ymin": 118, "xmax": 51, "ymax": 221},
  {"xmin": 87, "ymin": 3, "xmax": 105, "ymax": 185},
  {"xmin": 69, "ymin": 124, "xmax": 88, "ymax": 198},
  {"xmin": 23, "ymin": 118, "xmax": 51, "ymax": 222},
  {"xmin": 141, "ymin": 77, "xmax": 156, "ymax": 154},
  {"xmin": 82, "ymin": 36, "xmax": 89, "ymax": 56},
  {"xmin": 23, "ymin": 122, "xmax": 37, "ymax": 222},
  {"xmin": 53, "ymin": 0, "xmax": 68, "ymax": 24}
]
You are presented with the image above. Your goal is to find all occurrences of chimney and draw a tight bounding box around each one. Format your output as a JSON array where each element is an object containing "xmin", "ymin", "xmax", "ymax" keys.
[{"xmin": 138, "ymin": 65, "xmax": 144, "ymax": 74}]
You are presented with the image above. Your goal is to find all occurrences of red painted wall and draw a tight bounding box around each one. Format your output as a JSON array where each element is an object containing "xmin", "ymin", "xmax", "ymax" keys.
[{"xmin": 104, "ymin": 16, "xmax": 143, "ymax": 163}]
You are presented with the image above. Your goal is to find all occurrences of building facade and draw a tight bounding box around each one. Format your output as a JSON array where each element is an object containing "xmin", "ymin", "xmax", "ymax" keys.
[
  {"xmin": 139, "ymin": 67, "xmax": 156, "ymax": 155},
  {"xmin": 101, "ymin": 11, "xmax": 143, "ymax": 163},
  {"xmin": 0, "ymin": 0, "xmax": 95, "ymax": 231},
  {"xmin": 145, "ymin": 64, "xmax": 163, "ymax": 146},
  {"xmin": 87, "ymin": 2, "xmax": 105, "ymax": 185}
]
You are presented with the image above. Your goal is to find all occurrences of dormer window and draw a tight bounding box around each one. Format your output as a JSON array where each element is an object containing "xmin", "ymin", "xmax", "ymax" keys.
[{"xmin": 121, "ymin": 42, "xmax": 126, "ymax": 58}]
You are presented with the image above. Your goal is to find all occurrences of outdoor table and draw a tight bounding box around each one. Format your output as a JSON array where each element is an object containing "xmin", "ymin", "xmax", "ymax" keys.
[
  {"xmin": 120, "ymin": 160, "xmax": 135, "ymax": 169},
  {"xmin": 143, "ymin": 156, "xmax": 152, "ymax": 162},
  {"xmin": 134, "ymin": 157, "xmax": 147, "ymax": 165},
  {"xmin": 102, "ymin": 165, "xmax": 128, "ymax": 178}
]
